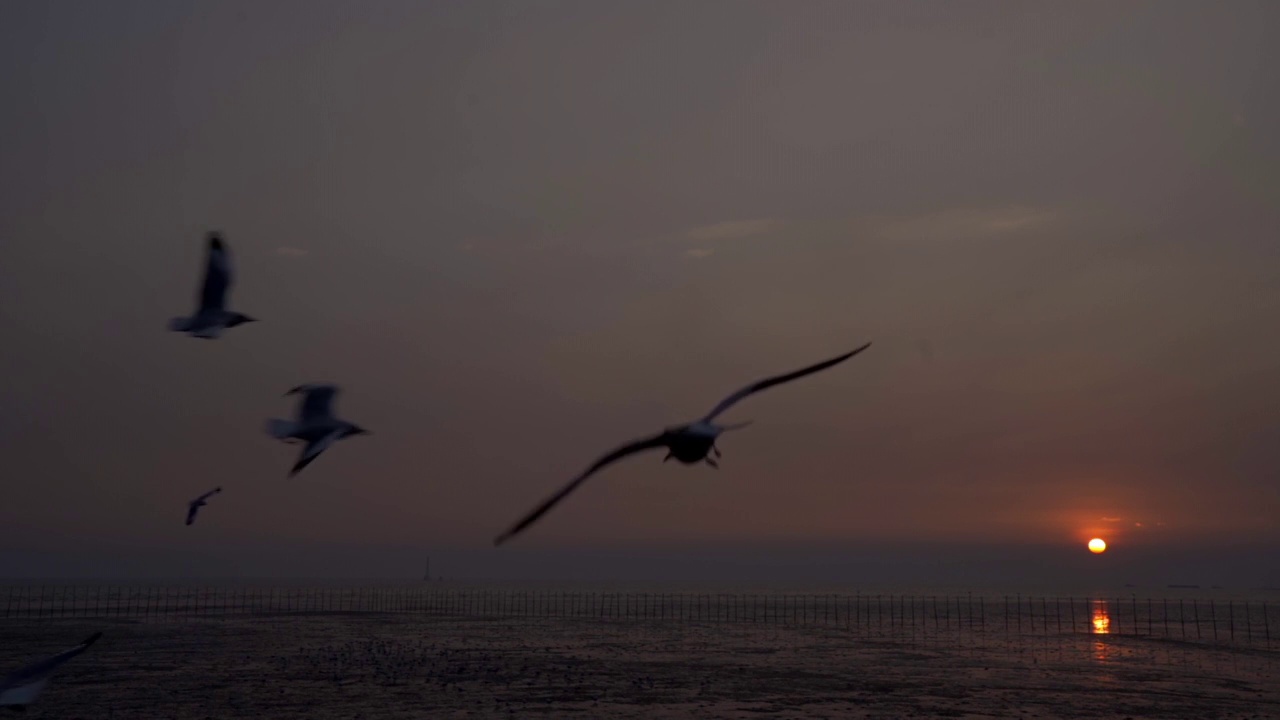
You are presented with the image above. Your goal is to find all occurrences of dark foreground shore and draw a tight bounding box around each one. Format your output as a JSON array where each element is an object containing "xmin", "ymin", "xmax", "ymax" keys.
[{"xmin": 1, "ymin": 613, "xmax": 1276, "ymax": 719}]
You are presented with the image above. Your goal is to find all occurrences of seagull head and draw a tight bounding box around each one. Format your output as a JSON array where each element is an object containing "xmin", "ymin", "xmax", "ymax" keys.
[
  {"xmin": 343, "ymin": 424, "xmax": 371, "ymax": 438},
  {"xmin": 226, "ymin": 312, "xmax": 257, "ymax": 328}
]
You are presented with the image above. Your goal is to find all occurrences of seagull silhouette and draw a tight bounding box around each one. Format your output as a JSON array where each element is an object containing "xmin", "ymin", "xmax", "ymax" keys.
[
  {"xmin": 185, "ymin": 487, "xmax": 223, "ymax": 526},
  {"xmin": 168, "ymin": 232, "xmax": 258, "ymax": 339},
  {"xmin": 494, "ymin": 343, "xmax": 871, "ymax": 546},
  {"xmin": 266, "ymin": 384, "xmax": 370, "ymax": 477},
  {"xmin": 0, "ymin": 632, "xmax": 102, "ymax": 710}
]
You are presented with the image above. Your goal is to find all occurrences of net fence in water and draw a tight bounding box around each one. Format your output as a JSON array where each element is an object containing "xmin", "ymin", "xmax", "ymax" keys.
[{"xmin": 3, "ymin": 585, "xmax": 1275, "ymax": 651}]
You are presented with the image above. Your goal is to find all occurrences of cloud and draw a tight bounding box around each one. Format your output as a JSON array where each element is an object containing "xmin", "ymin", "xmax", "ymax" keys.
[
  {"xmin": 684, "ymin": 219, "xmax": 782, "ymax": 242},
  {"xmin": 275, "ymin": 246, "xmax": 309, "ymax": 257},
  {"xmin": 870, "ymin": 206, "xmax": 1055, "ymax": 242},
  {"xmin": 1099, "ymin": 516, "xmax": 1162, "ymax": 531},
  {"xmin": 685, "ymin": 248, "xmax": 715, "ymax": 259}
]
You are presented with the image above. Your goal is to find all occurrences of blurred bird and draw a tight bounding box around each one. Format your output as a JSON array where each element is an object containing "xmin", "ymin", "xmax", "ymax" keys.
[
  {"xmin": 494, "ymin": 344, "xmax": 871, "ymax": 545},
  {"xmin": 168, "ymin": 232, "xmax": 258, "ymax": 339},
  {"xmin": 185, "ymin": 487, "xmax": 223, "ymax": 526},
  {"xmin": 266, "ymin": 384, "xmax": 370, "ymax": 476}
]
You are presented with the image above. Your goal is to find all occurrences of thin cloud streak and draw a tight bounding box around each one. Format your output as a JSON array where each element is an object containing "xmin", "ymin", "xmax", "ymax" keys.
[
  {"xmin": 684, "ymin": 219, "xmax": 783, "ymax": 241},
  {"xmin": 867, "ymin": 206, "xmax": 1057, "ymax": 242}
]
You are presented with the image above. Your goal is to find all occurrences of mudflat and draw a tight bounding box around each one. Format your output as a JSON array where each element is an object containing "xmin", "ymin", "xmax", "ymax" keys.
[{"xmin": 1, "ymin": 614, "xmax": 1276, "ymax": 719}]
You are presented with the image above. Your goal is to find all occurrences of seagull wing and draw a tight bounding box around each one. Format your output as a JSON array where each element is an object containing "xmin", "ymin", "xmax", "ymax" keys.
[
  {"xmin": 197, "ymin": 234, "xmax": 231, "ymax": 313},
  {"xmin": 700, "ymin": 343, "xmax": 871, "ymax": 423},
  {"xmin": 0, "ymin": 677, "xmax": 48, "ymax": 707},
  {"xmin": 292, "ymin": 385, "xmax": 339, "ymax": 423},
  {"xmin": 185, "ymin": 503, "xmax": 200, "ymax": 526},
  {"xmin": 0, "ymin": 632, "xmax": 101, "ymax": 707},
  {"xmin": 290, "ymin": 430, "xmax": 341, "ymax": 477},
  {"xmin": 494, "ymin": 432, "xmax": 670, "ymax": 547},
  {"xmin": 197, "ymin": 487, "xmax": 222, "ymax": 503}
]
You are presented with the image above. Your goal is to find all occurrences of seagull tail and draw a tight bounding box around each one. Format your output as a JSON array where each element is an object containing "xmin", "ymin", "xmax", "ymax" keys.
[{"xmin": 266, "ymin": 419, "xmax": 297, "ymax": 440}]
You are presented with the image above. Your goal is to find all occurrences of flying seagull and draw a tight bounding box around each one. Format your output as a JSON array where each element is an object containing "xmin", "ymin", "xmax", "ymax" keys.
[
  {"xmin": 266, "ymin": 384, "xmax": 370, "ymax": 477},
  {"xmin": 494, "ymin": 343, "xmax": 871, "ymax": 546},
  {"xmin": 185, "ymin": 487, "xmax": 223, "ymax": 526},
  {"xmin": 0, "ymin": 632, "xmax": 102, "ymax": 710},
  {"xmin": 168, "ymin": 232, "xmax": 257, "ymax": 339}
]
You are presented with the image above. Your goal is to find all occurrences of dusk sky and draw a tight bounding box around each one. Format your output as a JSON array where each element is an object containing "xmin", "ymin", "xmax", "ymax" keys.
[{"xmin": 1, "ymin": 0, "xmax": 1277, "ymax": 585}]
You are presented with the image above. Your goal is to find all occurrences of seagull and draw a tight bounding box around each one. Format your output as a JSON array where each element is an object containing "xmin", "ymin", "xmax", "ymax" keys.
[
  {"xmin": 0, "ymin": 632, "xmax": 102, "ymax": 710},
  {"xmin": 266, "ymin": 384, "xmax": 370, "ymax": 477},
  {"xmin": 167, "ymin": 232, "xmax": 257, "ymax": 339},
  {"xmin": 185, "ymin": 487, "xmax": 223, "ymax": 526},
  {"xmin": 494, "ymin": 343, "xmax": 871, "ymax": 546}
]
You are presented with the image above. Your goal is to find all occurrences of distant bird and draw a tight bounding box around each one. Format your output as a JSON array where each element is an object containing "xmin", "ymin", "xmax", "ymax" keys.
[
  {"xmin": 186, "ymin": 487, "xmax": 223, "ymax": 526},
  {"xmin": 168, "ymin": 232, "xmax": 258, "ymax": 339},
  {"xmin": 494, "ymin": 343, "xmax": 871, "ymax": 546},
  {"xmin": 0, "ymin": 632, "xmax": 102, "ymax": 710},
  {"xmin": 266, "ymin": 384, "xmax": 370, "ymax": 477}
]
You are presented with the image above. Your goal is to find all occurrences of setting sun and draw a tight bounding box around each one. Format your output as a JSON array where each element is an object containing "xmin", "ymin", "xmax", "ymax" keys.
[{"xmin": 1088, "ymin": 538, "xmax": 1107, "ymax": 554}]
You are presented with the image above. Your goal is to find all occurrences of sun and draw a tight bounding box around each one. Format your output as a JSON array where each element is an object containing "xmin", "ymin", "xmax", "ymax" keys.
[{"xmin": 1088, "ymin": 538, "xmax": 1107, "ymax": 554}]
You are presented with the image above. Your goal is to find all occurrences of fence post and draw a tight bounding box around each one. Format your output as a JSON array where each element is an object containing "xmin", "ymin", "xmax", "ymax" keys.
[{"xmin": 1260, "ymin": 600, "xmax": 1271, "ymax": 649}]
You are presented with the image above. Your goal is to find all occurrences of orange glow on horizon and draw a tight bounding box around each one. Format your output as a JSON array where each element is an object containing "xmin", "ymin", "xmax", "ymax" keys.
[{"xmin": 1088, "ymin": 537, "xmax": 1107, "ymax": 554}]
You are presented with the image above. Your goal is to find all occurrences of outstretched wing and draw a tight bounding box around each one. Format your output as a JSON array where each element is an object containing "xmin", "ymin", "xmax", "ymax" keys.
[
  {"xmin": 197, "ymin": 487, "xmax": 222, "ymax": 503},
  {"xmin": 290, "ymin": 431, "xmax": 340, "ymax": 477},
  {"xmin": 494, "ymin": 432, "xmax": 670, "ymax": 546},
  {"xmin": 291, "ymin": 385, "xmax": 339, "ymax": 423},
  {"xmin": 700, "ymin": 343, "xmax": 871, "ymax": 423},
  {"xmin": 0, "ymin": 676, "xmax": 48, "ymax": 707},
  {"xmin": 185, "ymin": 503, "xmax": 200, "ymax": 526},
  {"xmin": 0, "ymin": 632, "xmax": 101, "ymax": 707},
  {"xmin": 198, "ymin": 233, "xmax": 231, "ymax": 313}
]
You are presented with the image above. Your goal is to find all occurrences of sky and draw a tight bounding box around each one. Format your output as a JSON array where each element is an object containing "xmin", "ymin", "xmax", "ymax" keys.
[{"xmin": 0, "ymin": 0, "xmax": 1278, "ymax": 586}]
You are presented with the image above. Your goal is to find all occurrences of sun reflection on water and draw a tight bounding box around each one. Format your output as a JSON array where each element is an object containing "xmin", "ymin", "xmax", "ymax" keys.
[
  {"xmin": 1091, "ymin": 600, "xmax": 1111, "ymax": 635},
  {"xmin": 1090, "ymin": 599, "xmax": 1112, "ymax": 662}
]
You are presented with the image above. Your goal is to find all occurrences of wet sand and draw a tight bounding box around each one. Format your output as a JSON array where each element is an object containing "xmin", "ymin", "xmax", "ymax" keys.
[{"xmin": 2, "ymin": 614, "xmax": 1277, "ymax": 719}]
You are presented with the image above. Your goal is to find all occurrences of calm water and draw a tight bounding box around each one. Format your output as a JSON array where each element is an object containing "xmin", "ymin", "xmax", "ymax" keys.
[{"xmin": 2, "ymin": 581, "xmax": 1276, "ymax": 653}]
